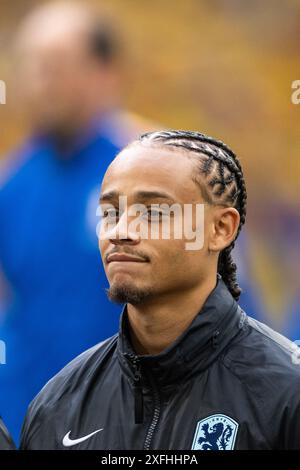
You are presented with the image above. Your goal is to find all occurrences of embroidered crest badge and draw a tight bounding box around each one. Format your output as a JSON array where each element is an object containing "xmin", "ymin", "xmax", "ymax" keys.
[{"xmin": 191, "ymin": 414, "xmax": 239, "ymax": 450}]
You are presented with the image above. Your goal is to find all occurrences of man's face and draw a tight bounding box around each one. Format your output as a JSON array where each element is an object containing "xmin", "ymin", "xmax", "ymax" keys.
[{"xmin": 99, "ymin": 144, "xmax": 216, "ymax": 305}]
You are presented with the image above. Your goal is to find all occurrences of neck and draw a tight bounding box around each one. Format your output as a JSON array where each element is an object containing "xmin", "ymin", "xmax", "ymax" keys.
[
  {"xmin": 127, "ymin": 274, "xmax": 217, "ymax": 356},
  {"xmin": 37, "ymin": 94, "xmax": 118, "ymax": 148},
  {"xmin": 41, "ymin": 105, "xmax": 112, "ymax": 155}
]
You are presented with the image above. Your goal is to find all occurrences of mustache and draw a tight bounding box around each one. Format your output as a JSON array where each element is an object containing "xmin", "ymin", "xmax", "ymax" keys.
[{"xmin": 105, "ymin": 247, "xmax": 150, "ymax": 263}]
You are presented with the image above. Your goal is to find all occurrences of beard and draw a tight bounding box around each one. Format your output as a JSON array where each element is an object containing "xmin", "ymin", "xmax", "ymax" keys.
[{"xmin": 106, "ymin": 283, "xmax": 154, "ymax": 305}]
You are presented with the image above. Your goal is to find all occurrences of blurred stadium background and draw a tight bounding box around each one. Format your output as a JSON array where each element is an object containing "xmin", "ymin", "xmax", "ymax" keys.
[{"xmin": 0, "ymin": 0, "xmax": 299, "ymax": 442}]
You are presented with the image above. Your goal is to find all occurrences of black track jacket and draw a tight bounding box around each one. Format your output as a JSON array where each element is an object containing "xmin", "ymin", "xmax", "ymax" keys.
[{"xmin": 20, "ymin": 275, "xmax": 300, "ymax": 450}]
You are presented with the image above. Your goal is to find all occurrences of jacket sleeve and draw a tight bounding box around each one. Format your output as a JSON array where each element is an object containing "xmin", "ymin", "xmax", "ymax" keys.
[
  {"xmin": 19, "ymin": 401, "xmax": 40, "ymax": 450},
  {"xmin": 0, "ymin": 418, "xmax": 15, "ymax": 450},
  {"xmin": 20, "ymin": 409, "xmax": 31, "ymax": 450}
]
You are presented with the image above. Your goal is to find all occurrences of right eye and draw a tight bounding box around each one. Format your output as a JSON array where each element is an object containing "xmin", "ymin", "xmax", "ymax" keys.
[{"xmin": 103, "ymin": 208, "xmax": 119, "ymax": 219}]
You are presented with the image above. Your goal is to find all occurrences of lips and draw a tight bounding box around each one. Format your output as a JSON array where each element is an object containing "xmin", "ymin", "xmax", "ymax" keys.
[{"xmin": 106, "ymin": 253, "xmax": 147, "ymax": 263}]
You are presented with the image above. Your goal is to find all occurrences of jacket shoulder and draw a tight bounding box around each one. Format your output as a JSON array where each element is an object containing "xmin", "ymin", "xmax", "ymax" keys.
[
  {"xmin": 223, "ymin": 317, "xmax": 300, "ymax": 448},
  {"xmin": 34, "ymin": 334, "xmax": 117, "ymax": 407},
  {"xmin": 21, "ymin": 334, "xmax": 118, "ymax": 446},
  {"xmin": 226, "ymin": 316, "xmax": 300, "ymax": 374},
  {"xmin": 223, "ymin": 315, "xmax": 300, "ymax": 406}
]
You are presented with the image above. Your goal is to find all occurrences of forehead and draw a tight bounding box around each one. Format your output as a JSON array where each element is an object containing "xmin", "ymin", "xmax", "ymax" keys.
[
  {"xmin": 101, "ymin": 144, "xmax": 203, "ymax": 203},
  {"xmin": 17, "ymin": 10, "xmax": 90, "ymax": 60}
]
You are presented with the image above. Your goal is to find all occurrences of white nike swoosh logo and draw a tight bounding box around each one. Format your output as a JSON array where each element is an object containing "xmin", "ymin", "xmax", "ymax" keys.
[{"xmin": 62, "ymin": 428, "xmax": 103, "ymax": 447}]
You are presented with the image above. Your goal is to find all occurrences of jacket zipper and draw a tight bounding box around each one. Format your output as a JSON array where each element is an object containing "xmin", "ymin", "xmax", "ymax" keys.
[
  {"xmin": 143, "ymin": 372, "xmax": 161, "ymax": 450},
  {"xmin": 126, "ymin": 353, "xmax": 161, "ymax": 447},
  {"xmin": 142, "ymin": 325, "xmax": 220, "ymax": 449}
]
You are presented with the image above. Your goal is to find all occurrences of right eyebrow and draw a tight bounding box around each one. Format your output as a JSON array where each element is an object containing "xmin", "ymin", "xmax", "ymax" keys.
[{"xmin": 99, "ymin": 191, "xmax": 119, "ymax": 203}]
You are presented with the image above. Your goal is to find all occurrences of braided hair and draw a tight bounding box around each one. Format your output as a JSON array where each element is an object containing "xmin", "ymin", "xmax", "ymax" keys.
[{"xmin": 135, "ymin": 130, "xmax": 247, "ymax": 301}]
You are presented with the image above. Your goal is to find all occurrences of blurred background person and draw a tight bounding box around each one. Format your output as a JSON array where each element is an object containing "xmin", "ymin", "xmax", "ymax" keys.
[{"xmin": 0, "ymin": 0, "xmax": 153, "ymax": 443}]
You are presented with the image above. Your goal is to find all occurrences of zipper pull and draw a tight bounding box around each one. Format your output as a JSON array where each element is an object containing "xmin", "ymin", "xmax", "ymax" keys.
[{"xmin": 212, "ymin": 330, "xmax": 220, "ymax": 349}]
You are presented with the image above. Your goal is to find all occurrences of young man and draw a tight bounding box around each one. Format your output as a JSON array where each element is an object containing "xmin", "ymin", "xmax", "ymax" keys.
[{"xmin": 21, "ymin": 130, "xmax": 300, "ymax": 450}]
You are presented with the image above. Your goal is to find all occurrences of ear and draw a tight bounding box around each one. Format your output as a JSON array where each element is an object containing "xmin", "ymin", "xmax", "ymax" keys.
[{"xmin": 208, "ymin": 207, "xmax": 240, "ymax": 253}]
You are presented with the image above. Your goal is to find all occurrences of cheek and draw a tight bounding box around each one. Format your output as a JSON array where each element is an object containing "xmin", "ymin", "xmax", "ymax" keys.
[
  {"xmin": 175, "ymin": 237, "xmax": 208, "ymax": 277},
  {"xmin": 155, "ymin": 240, "xmax": 187, "ymax": 274},
  {"xmin": 99, "ymin": 238, "xmax": 108, "ymax": 260},
  {"xmin": 203, "ymin": 210, "xmax": 214, "ymax": 247},
  {"xmin": 154, "ymin": 245, "xmax": 205, "ymax": 290}
]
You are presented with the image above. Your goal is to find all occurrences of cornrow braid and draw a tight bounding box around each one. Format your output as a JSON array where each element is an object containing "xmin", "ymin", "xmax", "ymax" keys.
[{"xmin": 137, "ymin": 130, "xmax": 247, "ymax": 301}]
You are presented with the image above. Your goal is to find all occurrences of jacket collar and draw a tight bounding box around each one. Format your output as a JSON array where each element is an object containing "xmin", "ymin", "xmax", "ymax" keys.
[{"xmin": 117, "ymin": 274, "xmax": 247, "ymax": 389}]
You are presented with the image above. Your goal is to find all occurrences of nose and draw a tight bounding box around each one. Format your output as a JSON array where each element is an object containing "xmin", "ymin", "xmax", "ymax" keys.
[{"xmin": 107, "ymin": 211, "xmax": 141, "ymax": 246}]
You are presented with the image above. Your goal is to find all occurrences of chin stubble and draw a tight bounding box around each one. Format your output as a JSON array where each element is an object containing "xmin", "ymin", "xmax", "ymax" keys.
[{"xmin": 106, "ymin": 284, "xmax": 154, "ymax": 305}]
